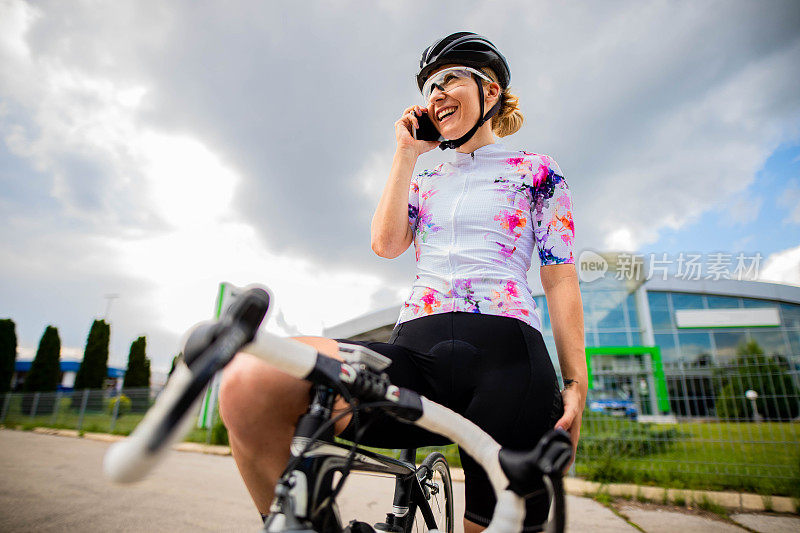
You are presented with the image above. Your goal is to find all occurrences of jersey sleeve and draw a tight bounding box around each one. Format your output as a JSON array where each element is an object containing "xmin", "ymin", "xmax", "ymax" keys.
[
  {"xmin": 408, "ymin": 173, "xmax": 420, "ymax": 233},
  {"xmin": 531, "ymin": 157, "xmax": 575, "ymax": 266}
]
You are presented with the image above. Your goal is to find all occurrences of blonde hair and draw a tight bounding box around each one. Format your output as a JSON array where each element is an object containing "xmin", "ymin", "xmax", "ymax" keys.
[{"xmin": 480, "ymin": 68, "xmax": 524, "ymax": 137}]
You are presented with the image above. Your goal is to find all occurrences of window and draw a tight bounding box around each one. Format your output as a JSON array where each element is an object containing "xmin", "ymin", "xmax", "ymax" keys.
[
  {"xmin": 625, "ymin": 292, "xmax": 639, "ymax": 330},
  {"xmin": 741, "ymin": 298, "xmax": 775, "ymax": 308},
  {"xmin": 780, "ymin": 303, "xmax": 800, "ymax": 330},
  {"xmin": 713, "ymin": 330, "xmax": 748, "ymax": 362},
  {"xmin": 677, "ymin": 331, "xmax": 713, "ymax": 363},
  {"xmin": 654, "ymin": 333, "xmax": 679, "ymax": 363},
  {"xmin": 648, "ymin": 292, "xmax": 673, "ymax": 331},
  {"xmin": 748, "ymin": 329, "xmax": 789, "ymax": 357},
  {"xmin": 596, "ymin": 300, "xmax": 626, "ymax": 330},
  {"xmin": 705, "ymin": 295, "xmax": 740, "ymax": 309},
  {"xmin": 787, "ymin": 330, "xmax": 800, "ymax": 359},
  {"xmin": 671, "ymin": 292, "xmax": 705, "ymax": 310},
  {"xmin": 597, "ymin": 332, "xmax": 630, "ymax": 347},
  {"xmin": 534, "ymin": 297, "xmax": 550, "ymax": 332}
]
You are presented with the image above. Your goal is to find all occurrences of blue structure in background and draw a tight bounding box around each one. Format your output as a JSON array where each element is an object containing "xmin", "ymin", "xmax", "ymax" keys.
[{"xmin": 12, "ymin": 360, "xmax": 126, "ymax": 392}]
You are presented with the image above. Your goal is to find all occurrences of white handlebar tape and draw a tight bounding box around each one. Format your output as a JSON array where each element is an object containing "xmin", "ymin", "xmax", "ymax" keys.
[
  {"xmin": 416, "ymin": 397, "xmax": 524, "ymax": 531},
  {"xmin": 104, "ymin": 362, "xmax": 202, "ymax": 483},
  {"xmin": 417, "ymin": 397, "xmax": 507, "ymax": 489},
  {"xmin": 241, "ymin": 330, "xmax": 318, "ymax": 379},
  {"xmin": 484, "ymin": 490, "xmax": 526, "ymax": 532}
]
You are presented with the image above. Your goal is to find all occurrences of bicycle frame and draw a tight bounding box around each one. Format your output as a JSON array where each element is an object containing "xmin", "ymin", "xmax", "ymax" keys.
[{"xmin": 266, "ymin": 384, "xmax": 443, "ymax": 532}]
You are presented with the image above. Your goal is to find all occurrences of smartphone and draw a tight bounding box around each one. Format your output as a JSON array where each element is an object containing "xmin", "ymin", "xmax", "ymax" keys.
[{"xmin": 413, "ymin": 110, "xmax": 442, "ymax": 142}]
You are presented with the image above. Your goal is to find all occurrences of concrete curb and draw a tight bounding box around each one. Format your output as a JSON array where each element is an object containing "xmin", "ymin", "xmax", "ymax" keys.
[
  {"xmin": 30, "ymin": 427, "xmax": 232, "ymax": 456},
  {"xmin": 565, "ymin": 478, "xmax": 798, "ymax": 514}
]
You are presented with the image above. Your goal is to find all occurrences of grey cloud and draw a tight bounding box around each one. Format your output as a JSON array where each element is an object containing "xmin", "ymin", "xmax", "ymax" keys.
[
  {"xmin": 14, "ymin": 1, "xmax": 800, "ymax": 262},
  {"xmin": 128, "ymin": 1, "xmax": 800, "ymax": 260},
  {"xmin": 3, "ymin": 0, "xmax": 800, "ymax": 365}
]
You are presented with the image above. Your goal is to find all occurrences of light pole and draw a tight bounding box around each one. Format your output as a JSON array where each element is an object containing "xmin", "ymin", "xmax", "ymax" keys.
[
  {"xmin": 745, "ymin": 389, "xmax": 762, "ymax": 422},
  {"xmin": 103, "ymin": 294, "xmax": 120, "ymax": 320}
]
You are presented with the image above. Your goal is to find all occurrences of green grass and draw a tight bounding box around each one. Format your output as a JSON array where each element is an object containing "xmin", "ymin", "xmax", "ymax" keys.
[
  {"xmin": 333, "ymin": 440, "xmax": 463, "ymax": 469},
  {"xmin": 5, "ymin": 395, "xmax": 799, "ymax": 497},
  {"xmin": 694, "ymin": 494, "xmax": 729, "ymax": 517},
  {"xmin": 575, "ymin": 415, "xmax": 800, "ymax": 497}
]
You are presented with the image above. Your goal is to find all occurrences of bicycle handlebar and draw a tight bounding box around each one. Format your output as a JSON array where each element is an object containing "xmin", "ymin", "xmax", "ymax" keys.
[{"xmin": 103, "ymin": 288, "xmax": 570, "ymax": 532}]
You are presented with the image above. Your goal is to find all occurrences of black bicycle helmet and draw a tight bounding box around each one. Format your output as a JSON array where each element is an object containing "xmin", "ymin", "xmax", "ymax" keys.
[
  {"xmin": 417, "ymin": 32, "xmax": 510, "ymax": 92},
  {"xmin": 416, "ymin": 32, "xmax": 511, "ymax": 150}
]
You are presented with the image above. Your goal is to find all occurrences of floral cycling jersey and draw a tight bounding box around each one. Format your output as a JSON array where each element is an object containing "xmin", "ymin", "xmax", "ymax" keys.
[{"xmin": 398, "ymin": 142, "xmax": 575, "ymax": 331}]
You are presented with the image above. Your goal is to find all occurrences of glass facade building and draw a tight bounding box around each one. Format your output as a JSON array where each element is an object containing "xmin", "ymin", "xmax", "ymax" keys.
[
  {"xmin": 325, "ymin": 275, "xmax": 800, "ymax": 419},
  {"xmin": 533, "ymin": 286, "xmax": 800, "ymax": 367}
]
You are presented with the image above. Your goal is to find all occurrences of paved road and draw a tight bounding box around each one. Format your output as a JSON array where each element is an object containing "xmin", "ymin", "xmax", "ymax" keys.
[
  {"xmin": 1, "ymin": 430, "xmax": 795, "ymax": 532},
  {"xmin": 0, "ymin": 430, "xmax": 629, "ymax": 532}
]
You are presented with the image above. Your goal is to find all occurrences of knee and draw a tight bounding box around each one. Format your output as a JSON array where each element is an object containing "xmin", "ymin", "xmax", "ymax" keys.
[{"xmin": 218, "ymin": 353, "xmax": 310, "ymax": 434}]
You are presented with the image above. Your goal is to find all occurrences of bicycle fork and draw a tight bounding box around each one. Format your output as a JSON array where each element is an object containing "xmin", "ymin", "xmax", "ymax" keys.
[{"xmin": 264, "ymin": 385, "xmax": 337, "ymax": 532}]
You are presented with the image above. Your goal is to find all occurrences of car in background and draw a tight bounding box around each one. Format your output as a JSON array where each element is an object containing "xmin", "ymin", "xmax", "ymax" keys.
[{"xmin": 588, "ymin": 388, "xmax": 638, "ymax": 420}]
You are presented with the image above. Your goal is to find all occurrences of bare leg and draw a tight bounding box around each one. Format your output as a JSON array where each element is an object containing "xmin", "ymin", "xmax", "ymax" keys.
[
  {"xmin": 464, "ymin": 518, "xmax": 486, "ymax": 532},
  {"xmin": 218, "ymin": 336, "xmax": 351, "ymax": 514}
]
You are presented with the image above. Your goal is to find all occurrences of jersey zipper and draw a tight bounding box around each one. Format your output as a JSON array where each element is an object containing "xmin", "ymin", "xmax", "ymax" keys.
[{"xmin": 447, "ymin": 156, "xmax": 473, "ymax": 295}]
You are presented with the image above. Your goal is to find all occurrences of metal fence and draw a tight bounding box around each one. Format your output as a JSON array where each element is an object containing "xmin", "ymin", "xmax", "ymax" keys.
[
  {"xmin": 3, "ymin": 356, "xmax": 799, "ymax": 497},
  {"xmin": 0, "ymin": 387, "xmax": 223, "ymax": 445},
  {"xmin": 0, "ymin": 388, "xmax": 156, "ymax": 435},
  {"xmin": 577, "ymin": 355, "xmax": 800, "ymax": 497}
]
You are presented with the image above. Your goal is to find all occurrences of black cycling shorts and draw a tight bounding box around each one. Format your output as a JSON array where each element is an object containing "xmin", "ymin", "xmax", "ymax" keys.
[{"xmin": 336, "ymin": 311, "xmax": 564, "ymax": 531}]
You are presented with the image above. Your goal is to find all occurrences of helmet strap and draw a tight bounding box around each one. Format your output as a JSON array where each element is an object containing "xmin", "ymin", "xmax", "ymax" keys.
[{"xmin": 439, "ymin": 77, "xmax": 501, "ymax": 151}]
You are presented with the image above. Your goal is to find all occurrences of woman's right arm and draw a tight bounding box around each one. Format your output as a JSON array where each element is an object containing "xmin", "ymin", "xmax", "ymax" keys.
[{"xmin": 371, "ymin": 106, "xmax": 439, "ymax": 259}]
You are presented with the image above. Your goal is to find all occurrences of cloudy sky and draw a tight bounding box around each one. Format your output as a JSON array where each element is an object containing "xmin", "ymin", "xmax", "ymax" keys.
[{"xmin": 2, "ymin": 0, "xmax": 799, "ymax": 372}]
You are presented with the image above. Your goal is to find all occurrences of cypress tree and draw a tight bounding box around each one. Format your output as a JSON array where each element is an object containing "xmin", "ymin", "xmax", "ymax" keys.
[
  {"xmin": 72, "ymin": 319, "xmax": 110, "ymax": 411},
  {"xmin": 22, "ymin": 326, "xmax": 61, "ymax": 414},
  {"xmin": 24, "ymin": 326, "xmax": 61, "ymax": 392},
  {"xmin": 75, "ymin": 319, "xmax": 110, "ymax": 390},
  {"xmin": 122, "ymin": 336, "xmax": 151, "ymax": 412},
  {"xmin": 122, "ymin": 336, "xmax": 150, "ymax": 388},
  {"xmin": 0, "ymin": 319, "xmax": 17, "ymax": 393}
]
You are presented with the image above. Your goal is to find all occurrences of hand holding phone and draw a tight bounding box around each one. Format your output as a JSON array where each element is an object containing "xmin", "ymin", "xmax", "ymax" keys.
[{"xmin": 413, "ymin": 109, "xmax": 443, "ymax": 142}]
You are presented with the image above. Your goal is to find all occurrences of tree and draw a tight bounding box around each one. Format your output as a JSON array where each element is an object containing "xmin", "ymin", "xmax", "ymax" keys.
[
  {"xmin": 122, "ymin": 336, "xmax": 150, "ymax": 388},
  {"xmin": 74, "ymin": 319, "xmax": 110, "ymax": 390},
  {"xmin": 0, "ymin": 319, "xmax": 17, "ymax": 394},
  {"xmin": 24, "ymin": 326, "xmax": 61, "ymax": 392},
  {"xmin": 122, "ymin": 336, "xmax": 151, "ymax": 412},
  {"xmin": 72, "ymin": 320, "xmax": 110, "ymax": 411},
  {"xmin": 22, "ymin": 326, "xmax": 61, "ymax": 414},
  {"xmin": 715, "ymin": 340, "xmax": 799, "ymax": 421}
]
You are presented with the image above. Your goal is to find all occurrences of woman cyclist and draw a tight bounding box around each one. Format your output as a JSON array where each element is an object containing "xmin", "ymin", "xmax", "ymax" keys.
[{"xmin": 219, "ymin": 32, "xmax": 587, "ymax": 532}]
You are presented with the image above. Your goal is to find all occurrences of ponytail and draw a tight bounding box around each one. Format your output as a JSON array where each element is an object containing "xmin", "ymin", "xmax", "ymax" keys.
[{"xmin": 481, "ymin": 68, "xmax": 524, "ymax": 137}]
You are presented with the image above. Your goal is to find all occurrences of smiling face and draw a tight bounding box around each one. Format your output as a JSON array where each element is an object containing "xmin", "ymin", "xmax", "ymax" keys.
[{"xmin": 426, "ymin": 65, "xmax": 501, "ymax": 142}]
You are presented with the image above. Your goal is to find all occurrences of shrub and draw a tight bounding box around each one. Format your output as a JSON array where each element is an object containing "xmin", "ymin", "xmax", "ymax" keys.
[
  {"xmin": 579, "ymin": 417, "xmax": 684, "ymax": 458},
  {"xmin": 108, "ymin": 395, "xmax": 131, "ymax": 416},
  {"xmin": 210, "ymin": 416, "xmax": 229, "ymax": 446},
  {"xmin": 714, "ymin": 341, "xmax": 799, "ymax": 421}
]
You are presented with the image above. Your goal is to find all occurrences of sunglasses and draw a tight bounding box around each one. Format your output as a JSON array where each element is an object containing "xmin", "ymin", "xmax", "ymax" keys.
[{"xmin": 420, "ymin": 66, "xmax": 493, "ymax": 101}]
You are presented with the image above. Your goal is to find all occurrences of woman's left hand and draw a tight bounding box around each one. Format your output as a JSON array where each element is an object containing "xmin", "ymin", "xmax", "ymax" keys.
[{"xmin": 553, "ymin": 385, "xmax": 586, "ymax": 474}]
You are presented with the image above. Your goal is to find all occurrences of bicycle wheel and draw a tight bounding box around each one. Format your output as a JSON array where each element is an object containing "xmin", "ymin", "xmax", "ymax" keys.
[{"xmin": 410, "ymin": 452, "xmax": 454, "ymax": 533}]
